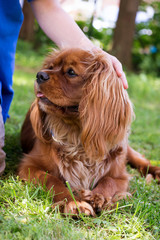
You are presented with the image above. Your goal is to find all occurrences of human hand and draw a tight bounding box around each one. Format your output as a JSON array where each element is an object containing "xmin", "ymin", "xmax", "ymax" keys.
[{"xmin": 107, "ymin": 53, "xmax": 128, "ymax": 89}]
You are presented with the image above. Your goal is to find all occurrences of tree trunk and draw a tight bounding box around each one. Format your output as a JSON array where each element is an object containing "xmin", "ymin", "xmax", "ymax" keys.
[
  {"xmin": 19, "ymin": 0, "xmax": 35, "ymax": 41},
  {"xmin": 112, "ymin": 0, "xmax": 141, "ymax": 70}
]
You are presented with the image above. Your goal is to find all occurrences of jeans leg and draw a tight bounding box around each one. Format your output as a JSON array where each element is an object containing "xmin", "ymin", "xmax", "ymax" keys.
[{"xmin": 0, "ymin": 105, "xmax": 6, "ymax": 175}]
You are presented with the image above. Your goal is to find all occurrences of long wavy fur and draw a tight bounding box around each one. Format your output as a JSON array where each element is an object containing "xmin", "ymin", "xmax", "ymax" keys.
[
  {"xmin": 30, "ymin": 100, "xmax": 52, "ymax": 143},
  {"xmin": 79, "ymin": 51, "xmax": 133, "ymax": 159}
]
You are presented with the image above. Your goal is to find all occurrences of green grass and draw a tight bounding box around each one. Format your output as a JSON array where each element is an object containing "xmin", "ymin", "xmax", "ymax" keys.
[
  {"xmin": 0, "ymin": 40, "xmax": 160, "ymax": 239},
  {"xmin": 128, "ymin": 73, "xmax": 160, "ymax": 161}
]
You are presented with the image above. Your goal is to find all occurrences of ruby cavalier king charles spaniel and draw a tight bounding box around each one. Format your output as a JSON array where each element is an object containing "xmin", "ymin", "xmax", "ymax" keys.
[{"xmin": 18, "ymin": 48, "xmax": 160, "ymax": 216}]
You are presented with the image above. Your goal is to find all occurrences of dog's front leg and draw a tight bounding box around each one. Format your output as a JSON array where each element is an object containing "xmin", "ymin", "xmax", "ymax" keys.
[
  {"xmin": 18, "ymin": 165, "xmax": 95, "ymax": 216},
  {"xmin": 81, "ymin": 175, "xmax": 130, "ymax": 214}
]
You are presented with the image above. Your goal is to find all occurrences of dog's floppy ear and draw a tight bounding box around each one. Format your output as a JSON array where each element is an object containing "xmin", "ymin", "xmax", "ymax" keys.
[
  {"xmin": 30, "ymin": 100, "xmax": 51, "ymax": 143},
  {"xmin": 79, "ymin": 51, "xmax": 133, "ymax": 160}
]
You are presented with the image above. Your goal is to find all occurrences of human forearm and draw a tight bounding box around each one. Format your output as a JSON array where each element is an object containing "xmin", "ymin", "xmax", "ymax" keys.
[{"xmin": 31, "ymin": 0, "xmax": 94, "ymax": 49}]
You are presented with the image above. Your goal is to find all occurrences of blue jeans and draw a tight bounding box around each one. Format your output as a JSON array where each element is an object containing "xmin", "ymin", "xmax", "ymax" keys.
[
  {"xmin": 0, "ymin": 0, "xmax": 23, "ymax": 123},
  {"xmin": 0, "ymin": 0, "xmax": 23, "ymax": 174}
]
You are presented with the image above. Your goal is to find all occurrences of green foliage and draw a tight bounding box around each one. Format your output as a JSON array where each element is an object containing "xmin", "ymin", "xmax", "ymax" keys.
[
  {"xmin": 77, "ymin": 2, "xmax": 160, "ymax": 74},
  {"xmin": 133, "ymin": 2, "xmax": 160, "ymax": 75},
  {"xmin": 76, "ymin": 2, "xmax": 160, "ymax": 75},
  {"xmin": 16, "ymin": 39, "xmax": 48, "ymax": 70},
  {"xmin": 76, "ymin": 20, "xmax": 113, "ymax": 51},
  {"xmin": 33, "ymin": 21, "xmax": 57, "ymax": 50}
]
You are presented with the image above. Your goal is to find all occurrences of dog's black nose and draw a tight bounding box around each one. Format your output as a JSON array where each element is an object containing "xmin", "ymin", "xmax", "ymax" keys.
[{"xmin": 36, "ymin": 72, "xmax": 50, "ymax": 84}]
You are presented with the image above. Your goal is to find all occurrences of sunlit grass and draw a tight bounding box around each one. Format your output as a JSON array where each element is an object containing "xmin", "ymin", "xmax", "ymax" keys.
[
  {"xmin": 127, "ymin": 73, "xmax": 160, "ymax": 161},
  {"xmin": 0, "ymin": 175, "xmax": 159, "ymax": 239}
]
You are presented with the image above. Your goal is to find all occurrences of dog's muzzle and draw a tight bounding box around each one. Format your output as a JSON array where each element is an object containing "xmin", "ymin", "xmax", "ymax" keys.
[{"xmin": 36, "ymin": 72, "xmax": 50, "ymax": 84}]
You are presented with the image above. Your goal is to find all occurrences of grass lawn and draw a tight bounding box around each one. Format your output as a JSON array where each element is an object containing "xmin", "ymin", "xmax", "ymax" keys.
[{"xmin": 0, "ymin": 40, "xmax": 160, "ymax": 239}]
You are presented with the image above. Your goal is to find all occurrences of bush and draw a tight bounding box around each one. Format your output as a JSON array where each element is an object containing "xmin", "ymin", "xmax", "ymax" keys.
[{"xmin": 133, "ymin": 2, "xmax": 160, "ymax": 75}]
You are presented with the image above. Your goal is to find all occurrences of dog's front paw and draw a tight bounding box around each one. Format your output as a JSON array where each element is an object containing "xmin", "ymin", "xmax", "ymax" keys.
[
  {"xmin": 89, "ymin": 193, "xmax": 106, "ymax": 214},
  {"xmin": 80, "ymin": 190, "xmax": 106, "ymax": 214},
  {"xmin": 63, "ymin": 201, "xmax": 95, "ymax": 217}
]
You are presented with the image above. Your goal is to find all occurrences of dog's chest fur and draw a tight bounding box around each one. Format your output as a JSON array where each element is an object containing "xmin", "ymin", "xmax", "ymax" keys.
[
  {"xmin": 56, "ymin": 144, "xmax": 113, "ymax": 190},
  {"xmin": 50, "ymin": 120, "xmax": 123, "ymax": 191}
]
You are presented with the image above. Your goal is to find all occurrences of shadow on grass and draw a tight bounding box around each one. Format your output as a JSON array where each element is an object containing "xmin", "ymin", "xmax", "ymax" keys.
[{"xmin": 3, "ymin": 131, "xmax": 22, "ymax": 178}]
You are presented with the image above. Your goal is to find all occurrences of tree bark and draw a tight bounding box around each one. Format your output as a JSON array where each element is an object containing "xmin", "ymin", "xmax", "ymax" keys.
[
  {"xmin": 19, "ymin": 0, "xmax": 35, "ymax": 41},
  {"xmin": 112, "ymin": 0, "xmax": 141, "ymax": 70}
]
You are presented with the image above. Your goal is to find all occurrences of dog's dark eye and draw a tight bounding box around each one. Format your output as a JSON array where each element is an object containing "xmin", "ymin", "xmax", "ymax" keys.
[{"xmin": 66, "ymin": 68, "xmax": 77, "ymax": 77}]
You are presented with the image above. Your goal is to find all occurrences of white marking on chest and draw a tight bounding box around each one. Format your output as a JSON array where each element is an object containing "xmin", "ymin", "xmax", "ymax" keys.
[{"xmin": 58, "ymin": 148, "xmax": 112, "ymax": 190}]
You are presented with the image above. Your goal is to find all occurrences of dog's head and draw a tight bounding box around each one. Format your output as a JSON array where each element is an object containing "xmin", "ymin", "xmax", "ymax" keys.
[{"xmin": 31, "ymin": 48, "xmax": 133, "ymax": 159}]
